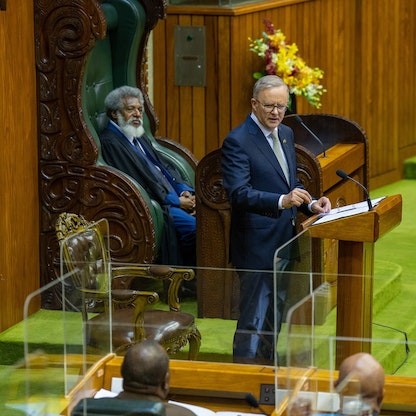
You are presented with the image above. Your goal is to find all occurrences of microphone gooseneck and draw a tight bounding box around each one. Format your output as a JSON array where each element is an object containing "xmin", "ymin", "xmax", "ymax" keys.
[
  {"xmin": 293, "ymin": 114, "xmax": 327, "ymax": 158},
  {"xmin": 245, "ymin": 393, "xmax": 269, "ymax": 415},
  {"xmin": 336, "ymin": 169, "xmax": 373, "ymax": 211}
]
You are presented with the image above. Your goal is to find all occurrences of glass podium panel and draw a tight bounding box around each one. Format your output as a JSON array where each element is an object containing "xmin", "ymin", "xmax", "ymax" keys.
[
  {"xmin": 274, "ymin": 226, "xmax": 414, "ymax": 415},
  {"xmin": 0, "ymin": 210, "xmax": 414, "ymax": 414},
  {"xmin": 0, "ymin": 267, "xmax": 112, "ymax": 415},
  {"xmin": 0, "ymin": 218, "xmax": 113, "ymax": 414}
]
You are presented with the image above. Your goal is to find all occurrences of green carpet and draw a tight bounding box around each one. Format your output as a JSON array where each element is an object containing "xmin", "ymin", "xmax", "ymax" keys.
[
  {"xmin": 370, "ymin": 180, "xmax": 416, "ymax": 376},
  {"xmin": 0, "ymin": 180, "xmax": 415, "ymax": 376}
]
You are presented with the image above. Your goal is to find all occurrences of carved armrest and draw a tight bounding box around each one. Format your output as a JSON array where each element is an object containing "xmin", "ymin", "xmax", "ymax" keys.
[
  {"xmin": 112, "ymin": 265, "xmax": 195, "ymax": 312},
  {"xmin": 111, "ymin": 288, "xmax": 159, "ymax": 342},
  {"xmin": 111, "ymin": 289, "xmax": 159, "ymax": 306}
]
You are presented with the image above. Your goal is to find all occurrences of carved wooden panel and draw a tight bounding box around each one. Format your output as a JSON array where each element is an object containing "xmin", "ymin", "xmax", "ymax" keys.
[
  {"xmin": 195, "ymin": 149, "xmax": 238, "ymax": 319},
  {"xmin": 35, "ymin": 0, "xmax": 166, "ymax": 308}
]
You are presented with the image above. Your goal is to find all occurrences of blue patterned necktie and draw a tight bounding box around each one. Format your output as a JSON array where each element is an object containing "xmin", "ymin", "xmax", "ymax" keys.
[{"xmin": 132, "ymin": 138, "xmax": 174, "ymax": 191}]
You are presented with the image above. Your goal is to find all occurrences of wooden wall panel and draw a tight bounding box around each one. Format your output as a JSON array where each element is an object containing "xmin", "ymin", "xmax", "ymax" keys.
[
  {"xmin": 0, "ymin": 0, "xmax": 39, "ymax": 331},
  {"xmin": 153, "ymin": 0, "xmax": 416, "ymax": 189},
  {"xmin": 230, "ymin": 15, "xmax": 251, "ymax": 127},
  {"xmin": 360, "ymin": 1, "xmax": 398, "ymax": 184},
  {"xmin": 398, "ymin": 0, "xmax": 416, "ymax": 160},
  {"xmin": 216, "ymin": 16, "xmax": 232, "ymax": 152},
  {"xmin": 190, "ymin": 15, "xmax": 206, "ymax": 155}
]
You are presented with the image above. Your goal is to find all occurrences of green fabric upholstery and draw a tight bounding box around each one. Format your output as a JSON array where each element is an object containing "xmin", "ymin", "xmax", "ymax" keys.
[
  {"xmin": 80, "ymin": 0, "xmax": 178, "ymax": 255},
  {"xmin": 102, "ymin": 0, "xmax": 195, "ymax": 184},
  {"xmin": 81, "ymin": 0, "xmax": 145, "ymax": 147}
]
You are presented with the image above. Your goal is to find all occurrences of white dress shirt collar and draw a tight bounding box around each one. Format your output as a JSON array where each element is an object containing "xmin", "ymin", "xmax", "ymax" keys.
[{"xmin": 250, "ymin": 113, "xmax": 278, "ymax": 138}]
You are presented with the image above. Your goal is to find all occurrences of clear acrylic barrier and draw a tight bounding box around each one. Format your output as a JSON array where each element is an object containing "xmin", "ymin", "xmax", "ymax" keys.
[
  {"xmin": 0, "ymin": 220, "xmax": 414, "ymax": 414},
  {"xmin": 282, "ymin": 329, "xmax": 413, "ymax": 415},
  {"xmin": 0, "ymin": 217, "xmax": 113, "ymax": 414},
  {"xmin": 0, "ymin": 268, "xmax": 111, "ymax": 415},
  {"xmin": 274, "ymin": 227, "xmax": 414, "ymax": 415}
]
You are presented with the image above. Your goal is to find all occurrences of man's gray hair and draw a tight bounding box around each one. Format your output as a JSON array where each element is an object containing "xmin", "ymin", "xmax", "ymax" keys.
[
  {"xmin": 253, "ymin": 75, "xmax": 289, "ymax": 98},
  {"xmin": 104, "ymin": 85, "xmax": 144, "ymax": 115}
]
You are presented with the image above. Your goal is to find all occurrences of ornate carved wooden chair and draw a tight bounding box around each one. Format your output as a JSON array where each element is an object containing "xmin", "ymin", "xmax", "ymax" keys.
[
  {"xmin": 82, "ymin": 0, "xmax": 198, "ymax": 257},
  {"xmin": 35, "ymin": 0, "xmax": 197, "ymax": 306},
  {"xmin": 56, "ymin": 212, "xmax": 201, "ymax": 359}
]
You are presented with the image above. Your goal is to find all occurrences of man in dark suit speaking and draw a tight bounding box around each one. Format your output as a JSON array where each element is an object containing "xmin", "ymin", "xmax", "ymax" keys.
[
  {"xmin": 221, "ymin": 75, "xmax": 331, "ymax": 363},
  {"xmin": 99, "ymin": 86, "xmax": 196, "ymax": 270}
]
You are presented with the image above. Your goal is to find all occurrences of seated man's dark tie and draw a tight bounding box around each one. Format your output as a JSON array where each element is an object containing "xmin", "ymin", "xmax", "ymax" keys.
[{"xmin": 132, "ymin": 137, "xmax": 175, "ymax": 192}]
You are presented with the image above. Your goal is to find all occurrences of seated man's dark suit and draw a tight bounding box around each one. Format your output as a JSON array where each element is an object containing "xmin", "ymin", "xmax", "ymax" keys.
[
  {"xmin": 100, "ymin": 121, "xmax": 196, "ymax": 266},
  {"xmin": 116, "ymin": 391, "xmax": 197, "ymax": 416}
]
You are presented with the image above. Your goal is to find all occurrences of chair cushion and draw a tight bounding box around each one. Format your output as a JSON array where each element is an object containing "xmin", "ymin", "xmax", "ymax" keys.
[{"xmin": 87, "ymin": 308, "xmax": 196, "ymax": 353}]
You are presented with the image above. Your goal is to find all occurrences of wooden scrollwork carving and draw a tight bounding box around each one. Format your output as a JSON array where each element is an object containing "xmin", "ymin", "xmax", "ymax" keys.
[{"xmin": 35, "ymin": 0, "xmax": 166, "ymax": 308}]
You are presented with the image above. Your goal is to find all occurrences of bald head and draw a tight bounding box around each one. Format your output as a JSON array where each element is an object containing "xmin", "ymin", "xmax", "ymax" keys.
[
  {"xmin": 335, "ymin": 353, "xmax": 385, "ymax": 413},
  {"xmin": 121, "ymin": 340, "xmax": 170, "ymax": 399}
]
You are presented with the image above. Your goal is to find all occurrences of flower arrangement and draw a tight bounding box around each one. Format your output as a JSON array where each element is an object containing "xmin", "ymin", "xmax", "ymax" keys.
[{"xmin": 249, "ymin": 19, "xmax": 326, "ymax": 109}]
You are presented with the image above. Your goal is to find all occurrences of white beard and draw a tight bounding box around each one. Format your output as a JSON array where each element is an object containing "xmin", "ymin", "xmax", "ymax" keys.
[{"xmin": 117, "ymin": 113, "xmax": 145, "ymax": 139}]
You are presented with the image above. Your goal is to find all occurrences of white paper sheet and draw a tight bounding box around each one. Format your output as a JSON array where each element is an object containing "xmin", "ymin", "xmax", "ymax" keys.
[{"xmin": 311, "ymin": 197, "xmax": 386, "ymax": 226}]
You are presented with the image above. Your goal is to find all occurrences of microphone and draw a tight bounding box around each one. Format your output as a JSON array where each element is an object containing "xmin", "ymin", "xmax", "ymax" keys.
[
  {"xmin": 245, "ymin": 393, "xmax": 269, "ymax": 415},
  {"xmin": 293, "ymin": 114, "xmax": 327, "ymax": 158},
  {"xmin": 336, "ymin": 169, "xmax": 373, "ymax": 211}
]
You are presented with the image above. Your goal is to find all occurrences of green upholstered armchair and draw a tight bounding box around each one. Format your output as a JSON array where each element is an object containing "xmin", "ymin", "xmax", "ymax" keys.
[
  {"xmin": 82, "ymin": 0, "xmax": 197, "ymax": 259},
  {"xmin": 36, "ymin": 0, "xmax": 197, "ymax": 306},
  {"xmin": 84, "ymin": 0, "xmax": 197, "ymax": 184}
]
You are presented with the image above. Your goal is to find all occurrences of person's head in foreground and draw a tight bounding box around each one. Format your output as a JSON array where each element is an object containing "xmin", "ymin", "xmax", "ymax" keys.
[
  {"xmin": 121, "ymin": 339, "xmax": 170, "ymax": 400},
  {"xmin": 334, "ymin": 352, "xmax": 385, "ymax": 415}
]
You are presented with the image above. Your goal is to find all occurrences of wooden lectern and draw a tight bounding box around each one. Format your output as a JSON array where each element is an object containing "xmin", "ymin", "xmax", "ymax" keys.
[{"xmin": 304, "ymin": 194, "xmax": 402, "ymax": 365}]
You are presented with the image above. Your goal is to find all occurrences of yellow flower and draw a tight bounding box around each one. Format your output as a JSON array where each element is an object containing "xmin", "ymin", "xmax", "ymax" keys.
[{"xmin": 249, "ymin": 19, "xmax": 326, "ymax": 109}]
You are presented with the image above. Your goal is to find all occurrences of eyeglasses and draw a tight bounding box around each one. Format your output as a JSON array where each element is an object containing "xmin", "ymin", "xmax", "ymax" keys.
[{"xmin": 254, "ymin": 99, "xmax": 287, "ymax": 113}]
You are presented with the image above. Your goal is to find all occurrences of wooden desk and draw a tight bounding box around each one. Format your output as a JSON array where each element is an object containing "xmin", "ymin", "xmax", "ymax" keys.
[{"xmin": 65, "ymin": 356, "xmax": 416, "ymax": 416}]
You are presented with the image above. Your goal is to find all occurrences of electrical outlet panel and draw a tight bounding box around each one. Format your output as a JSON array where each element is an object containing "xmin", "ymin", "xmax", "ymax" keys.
[{"xmin": 259, "ymin": 383, "xmax": 276, "ymax": 405}]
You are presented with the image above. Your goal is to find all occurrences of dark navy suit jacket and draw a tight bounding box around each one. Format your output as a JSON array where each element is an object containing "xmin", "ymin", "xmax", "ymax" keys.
[
  {"xmin": 99, "ymin": 122, "xmax": 194, "ymax": 264},
  {"xmin": 99, "ymin": 122, "xmax": 194, "ymax": 206},
  {"xmin": 221, "ymin": 115, "xmax": 309, "ymax": 270}
]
